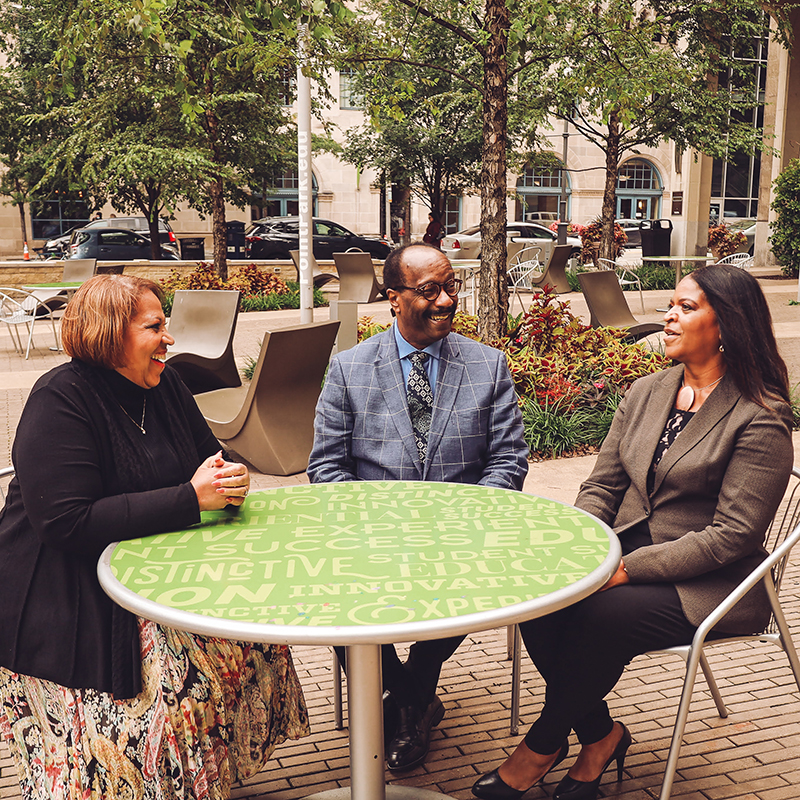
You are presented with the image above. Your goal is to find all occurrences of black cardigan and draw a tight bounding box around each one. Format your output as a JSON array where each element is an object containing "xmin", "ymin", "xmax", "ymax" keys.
[{"xmin": 0, "ymin": 361, "xmax": 220, "ymax": 698}]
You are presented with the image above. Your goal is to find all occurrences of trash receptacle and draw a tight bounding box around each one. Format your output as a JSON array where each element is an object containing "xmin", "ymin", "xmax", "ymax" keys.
[
  {"xmin": 180, "ymin": 237, "xmax": 205, "ymax": 260},
  {"xmin": 639, "ymin": 219, "xmax": 673, "ymax": 257},
  {"xmin": 226, "ymin": 221, "xmax": 246, "ymax": 258}
]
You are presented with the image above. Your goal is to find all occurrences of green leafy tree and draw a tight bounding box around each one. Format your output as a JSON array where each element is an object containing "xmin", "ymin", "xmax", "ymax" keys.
[
  {"xmin": 0, "ymin": 0, "xmax": 93, "ymax": 247},
  {"xmin": 43, "ymin": 0, "xmax": 345, "ymax": 277},
  {"xmin": 771, "ymin": 158, "xmax": 800, "ymax": 278},
  {"xmin": 338, "ymin": 12, "xmax": 484, "ymax": 223},
  {"xmin": 336, "ymin": 0, "xmax": 795, "ymax": 340},
  {"xmin": 525, "ymin": 0, "xmax": 792, "ymax": 263}
]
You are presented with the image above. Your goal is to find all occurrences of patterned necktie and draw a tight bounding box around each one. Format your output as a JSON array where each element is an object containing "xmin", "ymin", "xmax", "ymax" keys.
[{"xmin": 407, "ymin": 351, "xmax": 433, "ymax": 464}]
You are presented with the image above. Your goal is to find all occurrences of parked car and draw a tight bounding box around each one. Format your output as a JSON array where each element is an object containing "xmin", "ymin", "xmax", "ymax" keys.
[
  {"xmin": 44, "ymin": 216, "xmax": 177, "ymax": 259},
  {"xmin": 441, "ymin": 221, "xmax": 581, "ymax": 263},
  {"xmin": 68, "ymin": 227, "xmax": 180, "ymax": 261},
  {"xmin": 245, "ymin": 216, "xmax": 393, "ymax": 260}
]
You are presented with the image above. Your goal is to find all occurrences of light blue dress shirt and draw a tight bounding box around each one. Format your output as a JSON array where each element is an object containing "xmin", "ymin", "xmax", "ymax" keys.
[{"xmin": 393, "ymin": 322, "xmax": 444, "ymax": 395}]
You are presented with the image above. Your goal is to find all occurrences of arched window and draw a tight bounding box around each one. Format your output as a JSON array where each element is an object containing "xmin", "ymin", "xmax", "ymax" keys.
[
  {"xmin": 616, "ymin": 159, "xmax": 662, "ymax": 220},
  {"xmin": 250, "ymin": 171, "xmax": 318, "ymax": 219},
  {"xmin": 515, "ymin": 163, "xmax": 568, "ymax": 221}
]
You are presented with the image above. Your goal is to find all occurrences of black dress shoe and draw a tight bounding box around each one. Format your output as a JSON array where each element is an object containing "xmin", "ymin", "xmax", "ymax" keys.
[
  {"xmin": 553, "ymin": 723, "xmax": 631, "ymax": 800},
  {"xmin": 472, "ymin": 740, "xmax": 569, "ymax": 800},
  {"xmin": 386, "ymin": 695, "xmax": 445, "ymax": 772}
]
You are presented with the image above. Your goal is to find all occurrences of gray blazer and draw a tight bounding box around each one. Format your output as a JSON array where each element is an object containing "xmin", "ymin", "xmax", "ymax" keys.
[
  {"xmin": 308, "ymin": 328, "xmax": 528, "ymax": 489},
  {"xmin": 576, "ymin": 365, "xmax": 794, "ymax": 634}
]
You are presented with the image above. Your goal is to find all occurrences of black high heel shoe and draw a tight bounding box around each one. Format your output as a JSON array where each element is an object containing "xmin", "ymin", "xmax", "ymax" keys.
[
  {"xmin": 553, "ymin": 723, "xmax": 632, "ymax": 800},
  {"xmin": 471, "ymin": 740, "xmax": 569, "ymax": 800}
]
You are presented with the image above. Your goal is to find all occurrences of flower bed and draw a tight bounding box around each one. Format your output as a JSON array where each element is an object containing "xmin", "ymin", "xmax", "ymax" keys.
[{"xmin": 160, "ymin": 263, "xmax": 327, "ymax": 314}]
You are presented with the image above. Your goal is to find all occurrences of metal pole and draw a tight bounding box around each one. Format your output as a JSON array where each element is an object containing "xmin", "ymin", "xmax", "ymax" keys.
[
  {"xmin": 297, "ymin": 22, "xmax": 313, "ymax": 324},
  {"xmin": 557, "ymin": 118, "xmax": 569, "ymax": 246}
]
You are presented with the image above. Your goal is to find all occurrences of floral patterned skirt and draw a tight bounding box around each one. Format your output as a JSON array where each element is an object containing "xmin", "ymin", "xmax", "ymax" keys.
[{"xmin": 0, "ymin": 619, "xmax": 309, "ymax": 800}]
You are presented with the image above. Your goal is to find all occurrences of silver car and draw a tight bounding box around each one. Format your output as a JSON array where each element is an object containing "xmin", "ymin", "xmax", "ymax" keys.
[{"xmin": 442, "ymin": 221, "xmax": 581, "ymax": 264}]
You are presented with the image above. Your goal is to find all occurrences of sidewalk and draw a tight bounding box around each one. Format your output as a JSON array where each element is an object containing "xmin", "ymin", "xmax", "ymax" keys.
[{"xmin": 1, "ymin": 274, "xmax": 800, "ymax": 799}]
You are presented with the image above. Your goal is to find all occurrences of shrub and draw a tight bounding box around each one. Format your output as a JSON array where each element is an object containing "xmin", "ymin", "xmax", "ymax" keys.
[
  {"xmin": 160, "ymin": 264, "xmax": 326, "ymax": 315},
  {"xmin": 771, "ymin": 158, "xmax": 800, "ymax": 278},
  {"xmin": 578, "ymin": 218, "xmax": 628, "ymax": 264}
]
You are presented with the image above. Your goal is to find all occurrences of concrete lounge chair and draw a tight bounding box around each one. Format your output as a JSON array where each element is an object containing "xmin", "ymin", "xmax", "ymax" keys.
[
  {"xmin": 194, "ymin": 320, "xmax": 340, "ymax": 476},
  {"xmin": 598, "ymin": 257, "xmax": 645, "ymax": 314},
  {"xmin": 166, "ymin": 289, "xmax": 242, "ymax": 394},
  {"xmin": 332, "ymin": 251, "xmax": 387, "ymax": 303},
  {"xmin": 289, "ymin": 250, "xmax": 339, "ymax": 290},
  {"xmin": 578, "ymin": 269, "xmax": 664, "ymax": 342},
  {"xmin": 508, "ymin": 244, "xmax": 573, "ymax": 312}
]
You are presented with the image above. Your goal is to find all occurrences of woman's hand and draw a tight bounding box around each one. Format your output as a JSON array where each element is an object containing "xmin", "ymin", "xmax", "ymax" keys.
[
  {"xmin": 191, "ymin": 451, "xmax": 251, "ymax": 511},
  {"xmin": 599, "ymin": 559, "xmax": 629, "ymax": 592}
]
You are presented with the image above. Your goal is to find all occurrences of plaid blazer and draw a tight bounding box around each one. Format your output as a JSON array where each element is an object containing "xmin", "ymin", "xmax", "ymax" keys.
[{"xmin": 307, "ymin": 328, "xmax": 528, "ymax": 489}]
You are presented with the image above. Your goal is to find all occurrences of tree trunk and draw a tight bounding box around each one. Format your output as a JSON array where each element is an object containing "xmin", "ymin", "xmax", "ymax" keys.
[
  {"xmin": 211, "ymin": 176, "xmax": 228, "ymax": 280},
  {"xmin": 599, "ymin": 111, "xmax": 620, "ymax": 264},
  {"xmin": 16, "ymin": 199, "xmax": 28, "ymax": 252},
  {"xmin": 478, "ymin": 0, "xmax": 510, "ymax": 343},
  {"xmin": 147, "ymin": 213, "xmax": 161, "ymax": 261},
  {"xmin": 206, "ymin": 109, "xmax": 228, "ymax": 280}
]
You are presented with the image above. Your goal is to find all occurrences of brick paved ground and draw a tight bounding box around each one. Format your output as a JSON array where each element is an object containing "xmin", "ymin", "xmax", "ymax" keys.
[{"xmin": 1, "ymin": 273, "xmax": 799, "ymax": 799}]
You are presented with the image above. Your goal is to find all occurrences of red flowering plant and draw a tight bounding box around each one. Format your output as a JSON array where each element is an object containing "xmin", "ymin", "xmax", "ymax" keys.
[{"xmin": 577, "ymin": 218, "xmax": 628, "ymax": 265}]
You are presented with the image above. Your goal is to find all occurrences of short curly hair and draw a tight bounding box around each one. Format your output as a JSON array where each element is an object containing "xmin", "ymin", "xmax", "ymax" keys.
[{"xmin": 61, "ymin": 274, "xmax": 164, "ymax": 370}]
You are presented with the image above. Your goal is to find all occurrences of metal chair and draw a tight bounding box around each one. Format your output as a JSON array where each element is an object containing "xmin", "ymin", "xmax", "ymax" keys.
[
  {"xmin": 165, "ymin": 289, "xmax": 242, "ymax": 394},
  {"xmin": 577, "ymin": 270, "xmax": 664, "ymax": 342},
  {"xmin": 0, "ymin": 287, "xmax": 61, "ymax": 359},
  {"xmin": 508, "ymin": 245, "xmax": 573, "ymax": 312},
  {"xmin": 598, "ymin": 257, "xmax": 645, "ymax": 313},
  {"xmin": 648, "ymin": 466, "xmax": 800, "ymax": 800},
  {"xmin": 715, "ymin": 252, "xmax": 753, "ymax": 269},
  {"xmin": 509, "ymin": 467, "xmax": 800, "ymax": 797},
  {"xmin": 194, "ymin": 320, "xmax": 340, "ymax": 476}
]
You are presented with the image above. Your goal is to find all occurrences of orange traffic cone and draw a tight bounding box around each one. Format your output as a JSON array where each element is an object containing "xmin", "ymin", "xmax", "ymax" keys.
[{"xmin": 23, "ymin": 241, "xmax": 30, "ymax": 260}]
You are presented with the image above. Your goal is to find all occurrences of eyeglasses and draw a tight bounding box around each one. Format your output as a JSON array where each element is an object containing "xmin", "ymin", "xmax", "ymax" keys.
[{"xmin": 393, "ymin": 278, "xmax": 463, "ymax": 301}]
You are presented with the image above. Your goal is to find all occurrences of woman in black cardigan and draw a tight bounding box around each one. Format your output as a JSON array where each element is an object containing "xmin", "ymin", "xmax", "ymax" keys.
[{"xmin": 0, "ymin": 275, "xmax": 308, "ymax": 799}]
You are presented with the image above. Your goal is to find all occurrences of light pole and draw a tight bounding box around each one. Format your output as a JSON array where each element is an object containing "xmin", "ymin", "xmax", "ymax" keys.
[
  {"xmin": 557, "ymin": 117, "xmax": 570, "ymax": 246},
  {"xmin": 297, "ymin": 21, "xmax": 313, "ymax": 323}
]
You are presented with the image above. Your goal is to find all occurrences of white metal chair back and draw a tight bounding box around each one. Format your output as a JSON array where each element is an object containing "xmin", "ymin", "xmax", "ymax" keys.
[
  {"xmin": 0, "ymin": 288, "xmax": 60, "ymax": 359},
  {"xmin": 508, "ymin": 246, "xmax": 544, "ymax": 312},
  {"xmin": 715, "ymin": 252, "xmax": 753, "ymax": 269},
  {"xmin": 597, "ymin": 257, "xmax": 645, "ymax": 314}
]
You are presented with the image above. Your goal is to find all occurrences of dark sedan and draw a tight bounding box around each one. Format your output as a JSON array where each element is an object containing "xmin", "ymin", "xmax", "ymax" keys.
[
  {"xmin": 68, "ymin": 227, "xmax": 180, "ymax": 261},
  {"xmin": 245, "ymin": 216, "xmax": 393, "ymax": 260}
]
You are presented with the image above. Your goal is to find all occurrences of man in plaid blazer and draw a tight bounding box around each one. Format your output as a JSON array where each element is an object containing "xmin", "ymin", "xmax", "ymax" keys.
[{"xmin": 308, "ymin": 243, "xmax": 528, "ymax": 771}]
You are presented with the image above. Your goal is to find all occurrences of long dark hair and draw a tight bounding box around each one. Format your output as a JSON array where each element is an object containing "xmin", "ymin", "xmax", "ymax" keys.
[{"xmin": 690, "ymin": 265, "xmax": 789, "ymax": 406}]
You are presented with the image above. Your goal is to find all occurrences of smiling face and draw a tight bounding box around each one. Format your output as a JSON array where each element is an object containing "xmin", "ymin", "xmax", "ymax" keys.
[
  {"xmin": 388, "ymin": 246, "xmax": 457, "ymax": 349},
  {"xmin": 663, "ymin": 276, "xmax": 722, "ymax": 366},
  {"xmin": 116, "ymin": 290, "xmax": 174, "ymax": 389}
]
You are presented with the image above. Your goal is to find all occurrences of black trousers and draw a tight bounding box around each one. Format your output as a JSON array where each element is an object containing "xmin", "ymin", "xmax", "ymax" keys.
[
  {"xmin": 335, "ymin": 635, "xmax": 464, "ymax": 709},
  {"xmin": 518, "ymin": 581, "xmax": 697, "ymax": 753}
]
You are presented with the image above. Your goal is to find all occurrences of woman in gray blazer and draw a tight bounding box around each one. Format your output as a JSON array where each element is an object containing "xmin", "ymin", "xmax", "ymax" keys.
[{"xmin": 473, "ymin": 266, "xmax": 794, "ymax": 800}]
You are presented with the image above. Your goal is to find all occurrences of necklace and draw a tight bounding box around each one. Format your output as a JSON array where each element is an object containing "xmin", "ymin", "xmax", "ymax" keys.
[
  {"xmin": 119, "ymin": 395, "xmax": 147, "ymax": 434},
  {"xmin": 676, "ymin": 375, "xmax": 723, "ymax": 412}
]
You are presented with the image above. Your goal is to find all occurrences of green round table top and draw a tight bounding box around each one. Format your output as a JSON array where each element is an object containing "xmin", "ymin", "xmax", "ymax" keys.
[{"xmin": 100, "ymin": 481, "xmax": 619, "ymax": 646}]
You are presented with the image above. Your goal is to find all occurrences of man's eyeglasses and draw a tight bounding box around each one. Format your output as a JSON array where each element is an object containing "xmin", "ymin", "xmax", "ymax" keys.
[{"xmin": 393, "ymin": 279, "xmax": 463, "ymax": 301}]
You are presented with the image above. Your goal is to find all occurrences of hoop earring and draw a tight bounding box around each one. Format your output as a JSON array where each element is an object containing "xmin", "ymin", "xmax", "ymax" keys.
[{"xmin": 719, "ymin": 343, "xmax": 725, "ymax": 353}]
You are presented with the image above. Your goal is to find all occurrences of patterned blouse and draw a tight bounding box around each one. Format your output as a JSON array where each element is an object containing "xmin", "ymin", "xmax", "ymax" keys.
[{"xmin": 648, "ymin": 407, "xmax": 695, "ymax": 495}]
